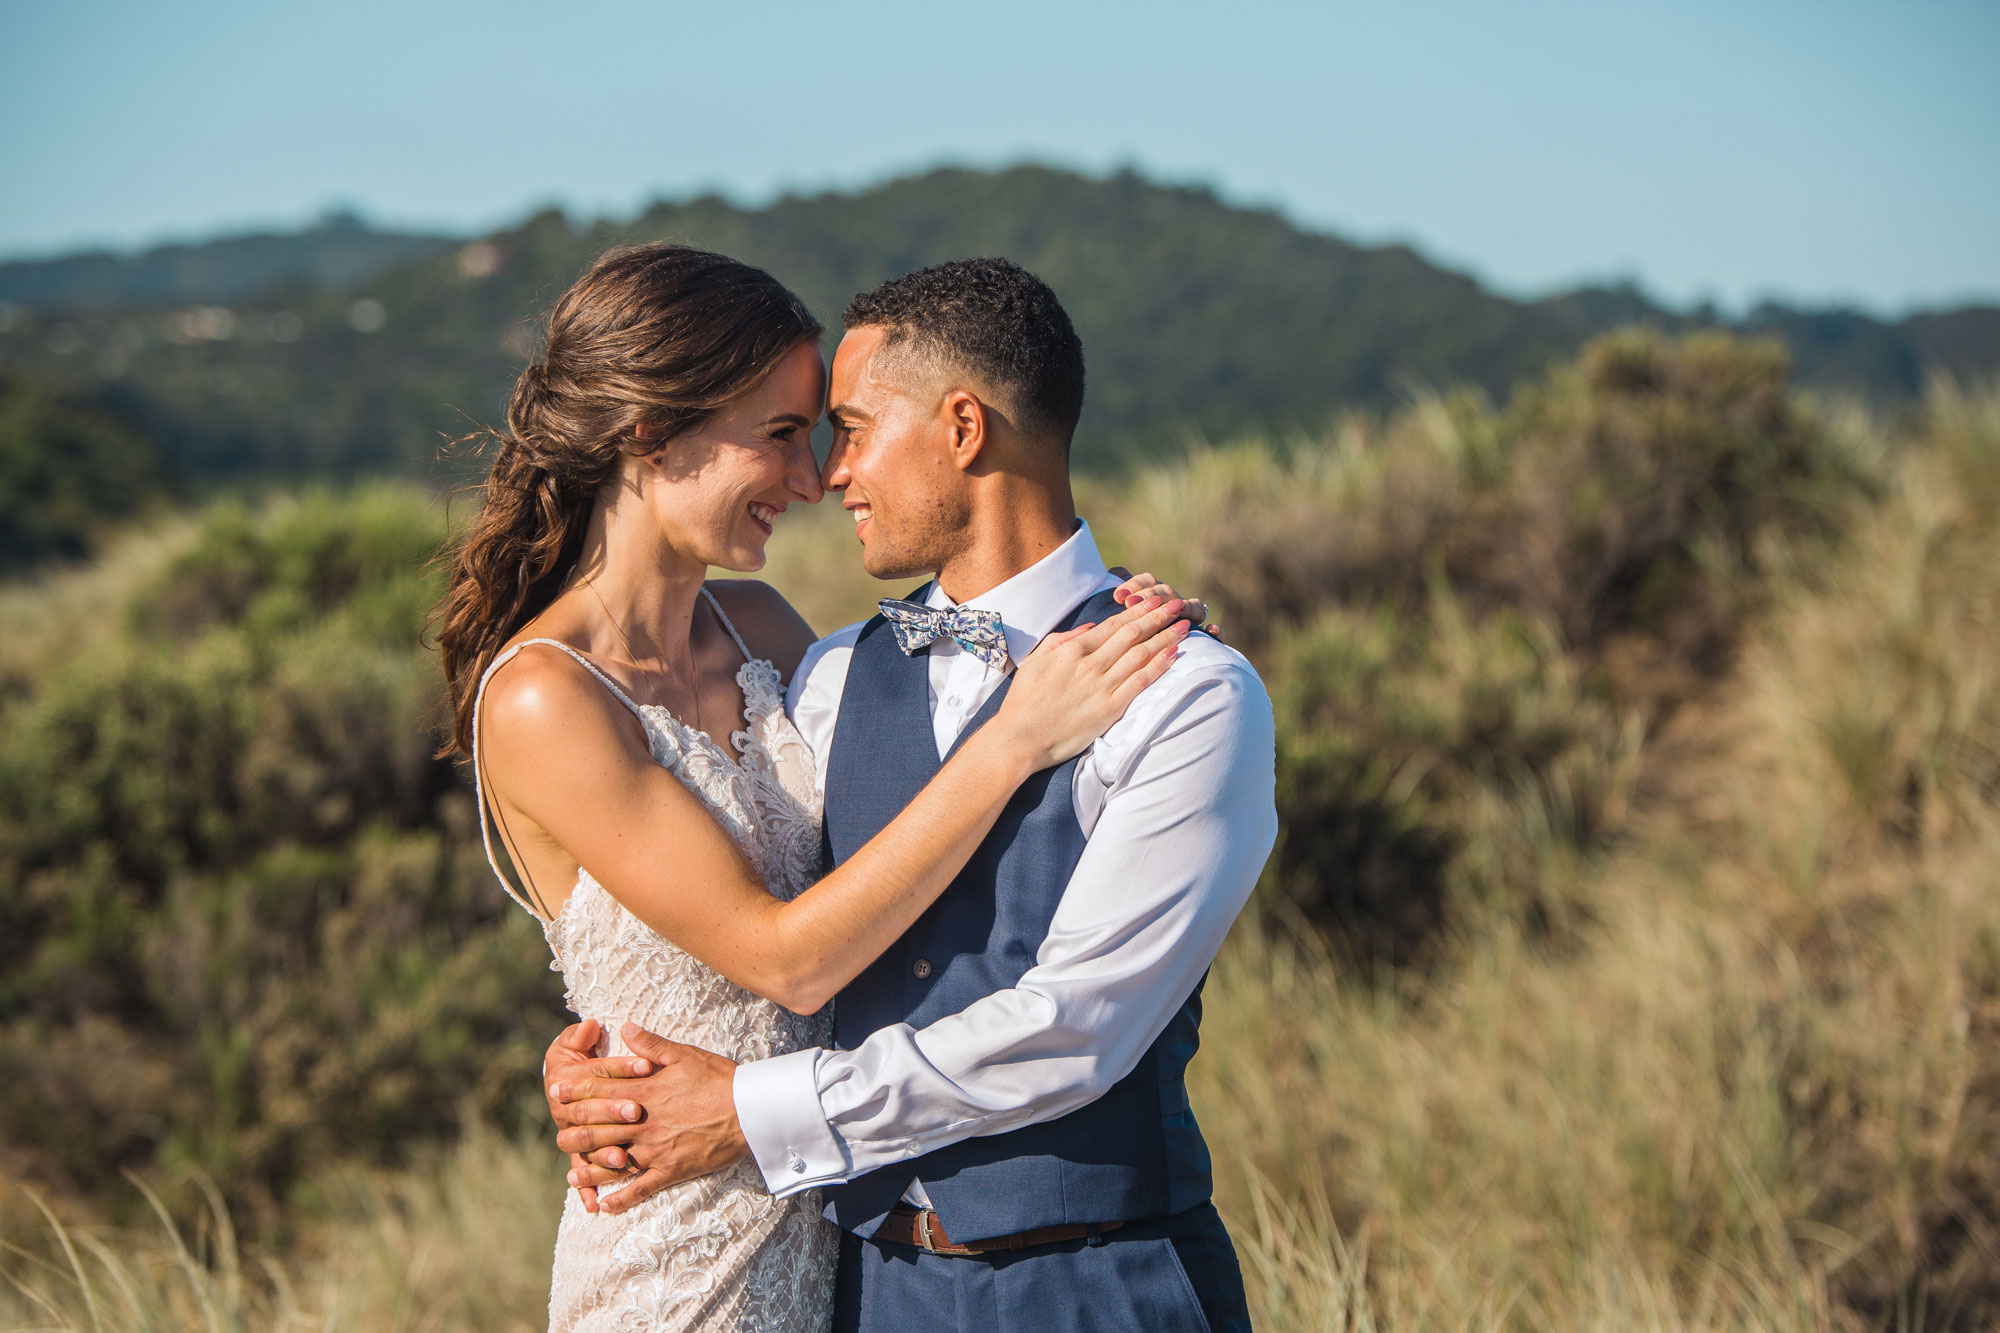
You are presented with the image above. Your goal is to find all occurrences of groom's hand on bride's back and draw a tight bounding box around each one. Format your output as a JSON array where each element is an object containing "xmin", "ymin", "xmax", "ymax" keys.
[{"xmin": 546, "ymin": 1020, "xmax": 747, "ymax": 1216}]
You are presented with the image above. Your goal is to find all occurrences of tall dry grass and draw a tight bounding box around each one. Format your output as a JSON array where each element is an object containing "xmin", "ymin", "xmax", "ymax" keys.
[{"xmin": 0, "ymin": 1121, "xmax": 563, "ymax": 1332}]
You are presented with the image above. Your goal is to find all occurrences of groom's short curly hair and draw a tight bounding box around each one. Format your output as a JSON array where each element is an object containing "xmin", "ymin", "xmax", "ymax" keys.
[{"xmin": 843, "ymin": 258, "xmax": 1086, "ymax": 455}]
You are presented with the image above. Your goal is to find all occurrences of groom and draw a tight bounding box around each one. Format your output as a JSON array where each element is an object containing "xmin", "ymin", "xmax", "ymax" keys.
[{"xmin": 546, "ymin": 258, "xmax": 1276, "ymax": 1332}]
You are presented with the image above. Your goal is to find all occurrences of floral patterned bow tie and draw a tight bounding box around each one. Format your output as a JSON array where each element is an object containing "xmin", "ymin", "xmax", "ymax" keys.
[{"xmin": 877, "ymin": 599, "xmax": 1013, "ymax": 672}]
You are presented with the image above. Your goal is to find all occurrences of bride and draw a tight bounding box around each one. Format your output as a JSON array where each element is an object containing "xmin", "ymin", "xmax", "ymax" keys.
[{"xmin": 430, "ymin": 243, "xmax": 1192, "ymax": 1331}]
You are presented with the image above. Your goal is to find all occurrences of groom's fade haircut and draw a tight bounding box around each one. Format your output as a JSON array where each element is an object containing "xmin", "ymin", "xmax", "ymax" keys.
[{"xmin": 842, "ymin": 258, "xmax": 1086, "ymax": 458}]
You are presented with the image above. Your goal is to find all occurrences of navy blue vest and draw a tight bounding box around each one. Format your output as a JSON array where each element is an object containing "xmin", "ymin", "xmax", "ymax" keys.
[{"xmin": 818, "ymin": 585, "xmax": 1214, "ymax": 1242}]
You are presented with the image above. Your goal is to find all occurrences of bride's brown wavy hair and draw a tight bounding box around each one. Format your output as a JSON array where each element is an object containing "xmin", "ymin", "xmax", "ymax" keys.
[{"xmin": 431, "ymin": 243, "xmax": 820, "ymax": 761}]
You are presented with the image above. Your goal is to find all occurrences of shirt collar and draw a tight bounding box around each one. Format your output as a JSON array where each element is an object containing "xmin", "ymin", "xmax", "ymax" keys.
[{"xmin": 924, "ymin": 519, "xmax": 1111, "ymax": 665}]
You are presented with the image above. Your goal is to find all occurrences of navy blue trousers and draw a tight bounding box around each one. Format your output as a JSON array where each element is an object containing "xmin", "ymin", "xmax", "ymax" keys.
[{"xmin": 832, "ymin": 1202, "xmax": 1251, "ymax": 1333}]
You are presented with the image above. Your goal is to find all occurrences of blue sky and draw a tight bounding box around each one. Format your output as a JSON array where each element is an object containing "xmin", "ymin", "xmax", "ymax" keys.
[{"xmin": 3, "ymin": 0, "xmax": 1994, "ymax": 313}]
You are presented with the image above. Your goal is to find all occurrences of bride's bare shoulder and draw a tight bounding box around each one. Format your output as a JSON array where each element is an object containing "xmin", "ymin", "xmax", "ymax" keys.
[
  {"xmin": 704, "ymin": 578, "xmax": 817, "ymax": 680},
  {"xmin": 477, "ymin": 640, "xmax": 636, "ymax": 757}
]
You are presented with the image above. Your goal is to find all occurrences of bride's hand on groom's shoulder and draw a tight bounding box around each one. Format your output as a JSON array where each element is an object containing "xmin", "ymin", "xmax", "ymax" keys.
[
  {"xmin": 546, "ymin": 1020, "xmax": 748, "ymax": 1216},
  {"xmin": 1110, "ymin": 570, "xmax": 1220, "ymax": 641},
  {"xmin": 995, "ymin": 594, "xmax": 1191, "ymax": 772}
]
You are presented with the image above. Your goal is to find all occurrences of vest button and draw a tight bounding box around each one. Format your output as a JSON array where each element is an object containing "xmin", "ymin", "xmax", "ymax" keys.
[{"xmin": 912, "ymin": 958, "xmax": 933, "ymax": 979}]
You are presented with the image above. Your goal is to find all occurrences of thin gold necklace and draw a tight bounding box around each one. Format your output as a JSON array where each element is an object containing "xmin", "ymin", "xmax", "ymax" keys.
[{"xmin": 578, "ymin": 577, "xmax": 700, "ymax": 735}]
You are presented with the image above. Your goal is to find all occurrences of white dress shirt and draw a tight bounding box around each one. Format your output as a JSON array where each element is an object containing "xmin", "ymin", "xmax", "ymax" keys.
[{"xmin": 731, "ymin": 520, "xmax": 1278, "ymax": 1202}]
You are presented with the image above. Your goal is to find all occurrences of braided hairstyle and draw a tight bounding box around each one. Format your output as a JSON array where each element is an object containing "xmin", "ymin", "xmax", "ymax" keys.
[{"xmin": 432, "ymin": 243, "xmax": 820, "ymax": 760}]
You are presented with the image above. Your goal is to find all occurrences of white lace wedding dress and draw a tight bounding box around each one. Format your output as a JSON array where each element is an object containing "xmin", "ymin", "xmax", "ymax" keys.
[{"xmin": 473, "ymin": 588, "xmax": 837, "ymax": 1332}]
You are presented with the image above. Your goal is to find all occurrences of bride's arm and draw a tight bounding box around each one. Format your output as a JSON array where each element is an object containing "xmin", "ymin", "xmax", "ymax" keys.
[{"xmin": 479, "ymin": 596, "xmax": 1189, "ymax": 1015}]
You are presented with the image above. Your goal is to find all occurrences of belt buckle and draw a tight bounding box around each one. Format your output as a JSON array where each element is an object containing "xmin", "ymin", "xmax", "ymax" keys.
[{"xmin": 914, "ymin": 1209, "xmax": 939, "ymax": 1253}]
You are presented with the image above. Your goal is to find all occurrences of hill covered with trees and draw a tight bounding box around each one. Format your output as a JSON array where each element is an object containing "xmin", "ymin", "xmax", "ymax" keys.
[
  {"xmin": 2, "ymin": 166, "xmax": 1996, "ymax": 494},
  {"xmin": 0, "ymin": 210, "xmax": 452, "ymax": 311}
]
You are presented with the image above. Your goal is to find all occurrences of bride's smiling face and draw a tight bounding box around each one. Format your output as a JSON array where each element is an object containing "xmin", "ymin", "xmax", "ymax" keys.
[{"xmin": 635, "ymin": 339, "xmax": 827, "ymax": 571}]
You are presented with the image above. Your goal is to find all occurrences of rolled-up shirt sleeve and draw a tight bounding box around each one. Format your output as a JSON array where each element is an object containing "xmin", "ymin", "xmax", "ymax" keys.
[{"xmin": 734, "ymin": 647, "xmax": 1277, "ymax": 1196}]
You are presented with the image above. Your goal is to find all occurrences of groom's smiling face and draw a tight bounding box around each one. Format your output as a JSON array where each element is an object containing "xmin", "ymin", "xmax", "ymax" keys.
[{"xmin": 822, "ymin": 324, "xmax": 973, "ymax": 581}]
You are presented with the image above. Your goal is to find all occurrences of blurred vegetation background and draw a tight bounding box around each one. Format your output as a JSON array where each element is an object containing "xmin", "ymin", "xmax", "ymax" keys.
[{"xmin": 3, "ymin": 169, "xmax": 1999, "ymax": 1330}]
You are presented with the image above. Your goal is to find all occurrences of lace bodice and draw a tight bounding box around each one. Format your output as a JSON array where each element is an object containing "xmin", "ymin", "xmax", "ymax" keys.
[{"xmin": 473, "ymin": 590, "xmax": 836, "ymax": 1333}]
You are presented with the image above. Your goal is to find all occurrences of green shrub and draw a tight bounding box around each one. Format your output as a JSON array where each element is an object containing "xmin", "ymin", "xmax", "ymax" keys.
[
  {"xmin": 1097, "ymin": 331, "xmax": 1877, "ymax": 954},
  {"xmin": 0, "ymin": 488, "xmax": 558, "ymax": 1228},
  {"xmin": 1462, "ymin": 329, "xmax": 1874, "ymax": 661},
  {"xmin": 1262, "ymin": 592, "xmax": 1640, "ymax": 960}
]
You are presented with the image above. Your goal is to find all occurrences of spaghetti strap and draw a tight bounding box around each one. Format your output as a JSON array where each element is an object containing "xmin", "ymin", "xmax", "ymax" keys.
[
  {"xmin": 469, "ymin": 637, "xmax": 648, "ymax": 921},
  {"xmin": 517, "ymin": 637, "xmax": 649, "ymax": 718},
  {"xmin": 701, "ymin": 585, "xmax": 756, "ymax": 664}
]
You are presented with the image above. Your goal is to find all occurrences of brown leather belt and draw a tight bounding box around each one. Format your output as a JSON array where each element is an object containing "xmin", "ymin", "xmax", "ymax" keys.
[{"xmin": 874, "ymin": 1205, "xmax": 1126, "ymax": 1257}]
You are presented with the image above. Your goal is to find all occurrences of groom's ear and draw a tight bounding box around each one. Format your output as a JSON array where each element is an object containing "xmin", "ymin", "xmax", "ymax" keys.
[{"xmin": 940, "ymin": 388, "xmax": 989, "ymax": 472}]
